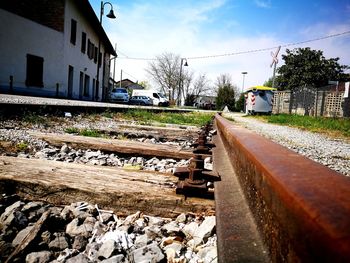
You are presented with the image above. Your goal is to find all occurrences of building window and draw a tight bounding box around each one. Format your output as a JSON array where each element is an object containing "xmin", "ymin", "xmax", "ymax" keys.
[
  {"xmin": 87, "ymin": 39, "xmax": 95, "ymax": 60},
  {"xmin": 98, "ymin": 52, "xmax": 102, "ymax": 67},
  {"xmin": 87, "ymin": 39, "xmax": 91, "ymax": 58},
  {"xmin": 67, "ymin": 65, "xmax": 74, "ymax": 98},
  {"xmin": 79, "ymin": 72, "xmax": 84, "ymax": 99},
  {"xmin": 84, "ymin": 74, "xmax": 90, "ymax": 96},
  {"xmin": 94, "ymin": 47, "xmax": 98, "ymax": 63},
  {"xmin": 26, "ymin": 54, "xmax": 44, "ymax": 87},
  {"xmin": 81, "ymin": 32, "xmax": 86, "ymax": 53},
  {"xmin": 70, "ymin": 19, "xmax": 77, "ymax": 45}
]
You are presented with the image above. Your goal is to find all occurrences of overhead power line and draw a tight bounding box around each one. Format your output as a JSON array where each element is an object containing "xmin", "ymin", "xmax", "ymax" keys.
[{"xmin": 116, "ymin": 30, "xmax": 350, "ymax": 61}]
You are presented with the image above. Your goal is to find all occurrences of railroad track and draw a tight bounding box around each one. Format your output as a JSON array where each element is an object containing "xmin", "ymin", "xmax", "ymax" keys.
[
  {"xmin": 0, "ymin": 95, "xmax": 349, "ymax": 262},
  {"xmin": 214, "ymin": 113, "xmax": 350, "ymax": 262}
]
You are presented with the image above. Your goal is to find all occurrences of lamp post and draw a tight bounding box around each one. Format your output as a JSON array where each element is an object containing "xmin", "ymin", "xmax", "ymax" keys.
[
  {"xmin": 178, "ymin": 58, "xmax": 188, "ymax": 106},
  {"xmin": 109, "ymin": 43, "xmax": 118, "ymax": 92},
  {"xmin": 241, "ymin": 71, "xmax": 247, "ymax": 93},
  {"xmin": 96, "ymin": 1, "xmax": 116, "ymax": 101}
]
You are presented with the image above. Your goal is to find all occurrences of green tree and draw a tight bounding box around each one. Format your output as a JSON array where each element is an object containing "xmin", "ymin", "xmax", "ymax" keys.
[
  {"xmin": 263, "ymin": 75, "xmax": 285, "ymax": 90},
  {"xmin": 138, "ymin": 80, "xmax": 151, "ymax": 89},
  {"xmin": 235, "ymin": 93, "xmax": 245, "ymax": 112},
  {"xmin": 215, "ymin": 74, "xmax": 236, "ymax": 111},
  {"xmin": 263, "ymin": 77, "xmax": 273, "ymax": 87},
  {"xmin": 277, "ymin": 47, "xmax": 348, "ymax": 90}
]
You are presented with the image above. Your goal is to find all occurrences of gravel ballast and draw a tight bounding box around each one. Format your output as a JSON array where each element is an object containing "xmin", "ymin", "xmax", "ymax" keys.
[{"xmin": 223, "ymin": 113, "xmax": 350, "ymax": 176}]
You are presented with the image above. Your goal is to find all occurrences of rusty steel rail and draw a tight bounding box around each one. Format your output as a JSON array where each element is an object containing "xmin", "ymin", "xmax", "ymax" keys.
[{"xmin": 213, "ymin": 113, "xmax": 350, "ymax": 262}]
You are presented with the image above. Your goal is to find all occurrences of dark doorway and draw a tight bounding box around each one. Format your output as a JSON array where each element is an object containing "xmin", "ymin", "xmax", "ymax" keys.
[{"xmin": 68, "ymin": 65, "xmax": 74, "ymax": 98}]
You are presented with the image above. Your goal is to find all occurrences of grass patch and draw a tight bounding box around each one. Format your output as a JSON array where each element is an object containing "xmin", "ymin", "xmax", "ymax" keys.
[
  {"xmin": 79, "ymin": 129, "xmax": 103, "ymax": 137},
  {"xmin": 16, "ymin": 142, "xmax": 29, "ymax": 152},
  {"xmin": 118, "ymin": 110, "xmax": 215, "ymax": 127},
  {"xmin": 65, "ymin": 127, "xmax": 79, "ymax": 134},
  {"xmin": 256, "ymin": 114, "xmax": 350, "ymax": 137},
  {"xmin": 101, "ymin": 110, "xmax": 114, "ymax": 119},
  {"xmin": 22, "ymin": 113, "xmax": 47, "ymax": 125},
  {"xmin": 64, "ymin": 127, "xmax": 104, "ymax": 138}
]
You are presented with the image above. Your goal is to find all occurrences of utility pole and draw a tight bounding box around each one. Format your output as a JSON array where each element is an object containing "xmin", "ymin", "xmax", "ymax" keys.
[
  {"xmin": 120, "ymin": 69, "xmax": 122, "ymax": 89},
  {"xmin": 241, "ymin": 72, "xmax": 247, "ymax": 93},
  {"xmin": 113, "ymin": 43, "xmax": 117, "ymax": 90},
  {"xmin": 270, "ymin": 46, "xmax": 281, "ymax": 89}
]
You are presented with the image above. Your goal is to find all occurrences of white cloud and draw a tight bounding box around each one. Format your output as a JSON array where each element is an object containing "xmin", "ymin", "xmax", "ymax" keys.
[
  {"xmin": 297, "ymin": 23, "xmax": 350, "ymax": 66},
  {"xmin": 104, "ymin": 2, "xmax": 350, "ymax": 91},
  {"xmin": 254, "ymin": 0, "xmax": 272, "ymax": 9}
]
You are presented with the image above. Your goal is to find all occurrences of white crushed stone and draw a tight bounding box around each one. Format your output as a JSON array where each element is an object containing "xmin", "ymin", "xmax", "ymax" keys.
[{"xmin": 223, "ymin": 113, "xmax": 350, "ymax": 177}]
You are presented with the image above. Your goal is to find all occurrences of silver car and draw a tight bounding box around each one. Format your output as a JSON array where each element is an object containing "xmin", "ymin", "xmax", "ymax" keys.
[
  {"xmin": 110, "ymin": 88, "xmax": 129, "ymax": 103},
  {"xmin": 129, "ymin": 96, "xmax": 153, "ymax": 106}
]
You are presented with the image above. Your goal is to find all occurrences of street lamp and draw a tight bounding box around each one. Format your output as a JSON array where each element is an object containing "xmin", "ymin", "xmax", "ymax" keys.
[
  {"xmin": 96, "ymin": 1, "xmax": 116, "ymax": 101},
  {"xmin": 110, "ymin": 43, "xmax": 118, "ymax": 91},
  {"xmin": 178, "ymin": 58, "xmax": 188, "ymax": 106},
  {"xmin": 241, "ymin": 72, "xmax": 247, "ymax": 93}
]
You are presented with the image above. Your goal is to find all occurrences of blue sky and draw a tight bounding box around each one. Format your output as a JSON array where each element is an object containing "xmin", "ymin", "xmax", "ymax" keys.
[{"xmin": 89, "ymin": 0, "xmax": 350, "ymax": 91}]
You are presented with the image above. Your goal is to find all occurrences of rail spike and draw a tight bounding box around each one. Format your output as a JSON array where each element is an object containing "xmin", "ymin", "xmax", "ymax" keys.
[{"xmin": 174, "ymin": 122, "xmax": 220, "ymax": 198}]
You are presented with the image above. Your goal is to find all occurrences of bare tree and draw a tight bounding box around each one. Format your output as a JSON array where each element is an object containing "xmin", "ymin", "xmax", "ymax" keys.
[
  {"xmin": 215, "ymin": 73, "xmax": 240, "ymax": 110},
  {"xmin": 182, "ymin": 70, "xmax": 194, "ymax": 104},
  {"xmin": 146, "ymin": 53, "xmax": 180, "ymax": 102},
  {"xmin": 215, "ymin": 73, "xmax": 232, "ymax": 91},
  {"xmin": 193, "ymin": 74, "xmax": 211, "ymax": 96},
  {"xmin": 216, "ymin": 73, "xmax": 240, "ymax": 99},
  {"xmin": 184, "ymin": 74, "xmax": 211, "ymax": 106}
]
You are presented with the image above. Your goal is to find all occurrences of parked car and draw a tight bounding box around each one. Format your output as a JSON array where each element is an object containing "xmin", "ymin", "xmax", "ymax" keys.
[
  {"xmin": 128, "ymin": 96, "xmax": 153, "ymax": 106},
  {"xmin": 132, "ymin": 90, "xmax": 169, "ymax": 106},
  {"xmin": 110, "ymin": 88, "xmax": 129, "ymax": 103}
]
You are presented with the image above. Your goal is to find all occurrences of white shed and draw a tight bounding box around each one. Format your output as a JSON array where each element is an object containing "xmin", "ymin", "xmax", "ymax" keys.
[{"xmin": 245, "ymin": 86, "xmax": 276, "ymax": 114}]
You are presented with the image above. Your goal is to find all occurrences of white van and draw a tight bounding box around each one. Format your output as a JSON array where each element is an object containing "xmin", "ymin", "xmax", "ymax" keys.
[{"xmin": 132, "ymin": 90, "xmax": 169, "ymax": 106}]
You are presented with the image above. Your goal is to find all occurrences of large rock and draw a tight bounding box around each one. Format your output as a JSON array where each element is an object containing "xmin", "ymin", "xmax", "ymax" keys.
[
  {"xmin": 56, "ymin": 248, "xmax": 79, "ymax": 262},
  {"xmin": 190, "ymin": 216, "xmax": 216, "ymax": 247},
  {"xmin": 60, "ymin": 144, "xmax": 70, "ymax": 154},
  {"xmin": 130, "ymin": 243, "xmax": 164, "ymax": 263},
  {"xmin": 34, "ymin": 151, "xmax": 47, "ymax": 159},
  {"xmin": 66, "ymin": 217, "xmax": 96, "ymax": 237},
  {"xmin": 21, "ymin": 202, "xmax": 43, "ymax": 214},
  {"xmin": 144, "ymin": 215, "xmax": 164, "ymax": 226},
  {"xmin": 175, "ymin": 213, "xmax": 187, "ymax": 223},
  {"xmin": 25, "ymin": 251, "xmax": 52, "ymax": 263},
  {"xmin": 65, "ymin": 253, "xmax": 90, "ymax": 263},
  {"xmin": 48, "ymin": 234, "xmax": 69, "ymax": 251},
  {"xmin": 144, "ymin": 225, "xmax": 162, "ymax": 240},
  {"xmin": 12, "ymin": 225, "xmax": 34, "ymax": 246},
  {"xmin": 100, "ymin": 254, "xmax": 124, "ymax": 263},
  {"xmin": 99, "ymin": 230, "xmax": 133, "ymax": 251},
  {"xmin": 197, "ymin": 246, "xmax": 218, "ymax": 263},
  {"xmin": 161, "ymin": 221, "xmax": 180, "ymax": 236},
  {"xmin": 182, "ymin": 221, "xmax": 199, "ymax": 239},
  {"xmin": 72, "ymin": 236, "xmax": 88, "ymax": 251},
  {"xmin": 134, "ymin": 234, "xmax": 148, "ymax": 248},
  {"xmin": 85, "ymin": 150, "xmax": 101, "ymax": 159},
  {"xmin": 0, "ymin": 201, "xmax": 24, "ymax": 226},
  {"xmin": 97, "ymin": 239, "xmax": 117, "ymax": 260}
]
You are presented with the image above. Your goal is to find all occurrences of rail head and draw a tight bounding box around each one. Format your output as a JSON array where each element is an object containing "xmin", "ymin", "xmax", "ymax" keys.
[{"xmin": 214, "ymin": 113, "xmax": 350, "ymax": 262}]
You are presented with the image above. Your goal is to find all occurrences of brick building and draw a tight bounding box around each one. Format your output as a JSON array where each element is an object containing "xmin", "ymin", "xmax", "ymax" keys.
[{"xmin": 0, "ymin": 0, "xmax": 116, "ymax": 101}]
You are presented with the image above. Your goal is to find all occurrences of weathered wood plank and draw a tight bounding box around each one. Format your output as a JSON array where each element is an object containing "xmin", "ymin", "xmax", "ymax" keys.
[
  {"xmin": 115, "ymin": 124, "xmax": 199, "ymax": 140},
  {"xmin": 29, "ymin": 131, "xmax": 194, "ymax": 160},
  {"xmin": 0, "ymin": 157, "xmax": 214, "ymax": 217}
]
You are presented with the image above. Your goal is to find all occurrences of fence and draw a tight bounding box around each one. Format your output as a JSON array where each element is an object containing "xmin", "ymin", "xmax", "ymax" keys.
[{"xmin": 273, "ymin": 83, "xmax": 350, "ymax": 117}]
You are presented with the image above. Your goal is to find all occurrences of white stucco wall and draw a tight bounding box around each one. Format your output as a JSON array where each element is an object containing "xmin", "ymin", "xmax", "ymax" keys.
[
  {"xmin": 0, "ymin": 8, "xmax": 64, "ymax": 96},
  {"xmin": 0, "ymin": 0, "xmax": 112, "ymax": 101},
  {"xmin": 64, "ymin": 0, "xmax": 110, "ymax": 101}
]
